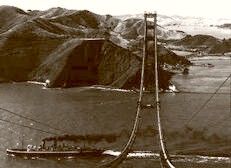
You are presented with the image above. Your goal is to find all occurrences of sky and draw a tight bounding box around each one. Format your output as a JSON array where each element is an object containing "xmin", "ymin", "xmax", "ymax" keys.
[{"xmin": 1, "ymin": 0, "xmax": 230, "ymax": 18}]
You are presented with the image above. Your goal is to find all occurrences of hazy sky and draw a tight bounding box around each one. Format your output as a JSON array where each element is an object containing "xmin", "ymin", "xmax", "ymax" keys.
[{"xmin": 1, "ymin": 0, "xmax": 230, "ymax": 18}]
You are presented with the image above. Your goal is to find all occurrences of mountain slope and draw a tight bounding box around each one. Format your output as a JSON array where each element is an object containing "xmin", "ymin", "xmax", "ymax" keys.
[
  {"xmin": 168, "ymin": 35, "xmax": 231, "ymax": 54},
  {"xmin": 0, "ymin": 6, "xmax": 29, "ymax": 33},
  {"xmin": 0, "ymin": 6, "xmax": 191, "ymax": 90}
]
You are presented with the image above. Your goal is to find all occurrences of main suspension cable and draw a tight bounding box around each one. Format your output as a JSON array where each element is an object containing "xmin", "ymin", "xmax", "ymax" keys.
[
  {"xmin": 0, "ymin": 118, "xmax": 59, "ymax": 135},
  {"xmin": 184, "ymin": 74, "xmax": 231, "ymax": 126},
  {"xmin": 0, "ymin": 107, "xmax": 70, "ymax": 134}
]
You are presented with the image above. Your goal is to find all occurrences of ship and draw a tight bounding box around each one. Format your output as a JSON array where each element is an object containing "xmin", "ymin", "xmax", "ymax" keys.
[
  {"xmin": 6, "ymin": 135, "xmax": 105, "ymax": 158},
  {"xmin": 6, "ymin": 148, "xmax": 104, "ymax": 158}
]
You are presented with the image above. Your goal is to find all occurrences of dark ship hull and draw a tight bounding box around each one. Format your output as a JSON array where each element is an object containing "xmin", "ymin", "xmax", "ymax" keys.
[{"xmin": 6, "ymin": 148, "xmax": 105, "ymax": 158}]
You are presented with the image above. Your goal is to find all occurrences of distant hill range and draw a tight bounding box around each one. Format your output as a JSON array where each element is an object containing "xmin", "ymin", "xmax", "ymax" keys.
[
  {"xmin": 166, "ymin": 35, "xmax": 231, "ymax": 55},
  {"xmin": 117, "ymin": 13, "xmax": 231, "ymax": 55},
  {"xmin": 116, "ymin": 13, "xmax": 231, "ymax": 39},
  {"xmin": 2, "ymin": 6, "xmax": 229, "ymax": 89}
]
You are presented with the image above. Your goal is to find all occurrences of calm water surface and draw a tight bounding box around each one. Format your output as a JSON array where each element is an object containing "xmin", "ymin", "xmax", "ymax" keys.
[{"xmin": 0, "ymin": 57, "xmax": 230, "ymax": 168}]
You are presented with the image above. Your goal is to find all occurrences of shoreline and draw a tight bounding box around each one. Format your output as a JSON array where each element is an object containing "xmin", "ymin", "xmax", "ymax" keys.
[
  {"xmin": 188, "ymin": 55, "xmax": 230, "ymax": 61},
  {"xmin": 24, "ymin": 82, "xmax": 180, "ymax": 93}
]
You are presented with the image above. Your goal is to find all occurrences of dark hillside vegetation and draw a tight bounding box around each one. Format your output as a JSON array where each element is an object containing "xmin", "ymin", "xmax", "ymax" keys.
[{"xmin": 0, "ymin": 6, "xmax": 191, "ymax": 90}]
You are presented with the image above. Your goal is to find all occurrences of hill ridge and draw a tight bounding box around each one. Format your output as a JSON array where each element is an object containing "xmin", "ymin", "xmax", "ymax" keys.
[{"xmin": 0, "ymin": 6, "xmax": 191, "ymax": 90}]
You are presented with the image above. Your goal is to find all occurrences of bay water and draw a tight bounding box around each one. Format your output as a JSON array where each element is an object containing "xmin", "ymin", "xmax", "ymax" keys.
[{"xmin": 0, "ymin": 56, "xmax": 230, "ymax": 168}]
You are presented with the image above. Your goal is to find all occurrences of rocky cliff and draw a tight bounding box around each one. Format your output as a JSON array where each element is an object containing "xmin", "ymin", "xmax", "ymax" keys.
[{"xmin": 30, "ymin": 39, "xmax": 141, "ymax": 88}]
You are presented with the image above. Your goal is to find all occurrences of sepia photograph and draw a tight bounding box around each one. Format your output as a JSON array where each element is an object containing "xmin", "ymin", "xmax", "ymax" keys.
[{"xmin": 0, "ymin": 0, "xmax": 230, "ymax": 167}]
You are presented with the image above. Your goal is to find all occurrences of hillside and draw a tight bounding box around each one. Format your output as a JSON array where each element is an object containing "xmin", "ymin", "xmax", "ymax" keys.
[
  {"xmin": 0, "ymin": 6, "xmax": 191, "ymax": 90},
  {"xmin": 217, "ymin": 23, "xmax": 231, "ymax": 29},
  {"xmin": 116, "ymin": 13, "xmax": 231, "ymax": 39},
  {"xmin": 30, "ymin": 39, "xmax": 142, "ymax": 88},
  {"xmin": 166, "ymin": 35, "xmax": 231, "ymax": 54},
  {"xmin": 116, "ymin": 13, "xmax": 231, "ymax": 55},
  {"xmin": 0, "ymin": 6, "xmax": 30, "ymax": 33}
]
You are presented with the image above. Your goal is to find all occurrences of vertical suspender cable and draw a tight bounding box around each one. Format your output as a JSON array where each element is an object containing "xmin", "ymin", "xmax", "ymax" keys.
[
  {"xmin": 153, "ymin": 12, "xmax": 175, "ymax": 168},
  {"xmin": 97, "ymin": 13, "xmax": 148, "ymax": 168}
]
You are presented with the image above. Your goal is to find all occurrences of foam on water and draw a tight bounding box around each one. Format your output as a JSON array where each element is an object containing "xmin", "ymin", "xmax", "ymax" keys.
[
  {"xmin": 27, "ymin": 81, "xmax": 46, "ymax": 86},
  {"xmin": 88, "ymin": 85, "xmax": 133, "ymax": 92},
  {"xmin": 103, "ymin": 150, "xmax": 230, "ymax": 163}
]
